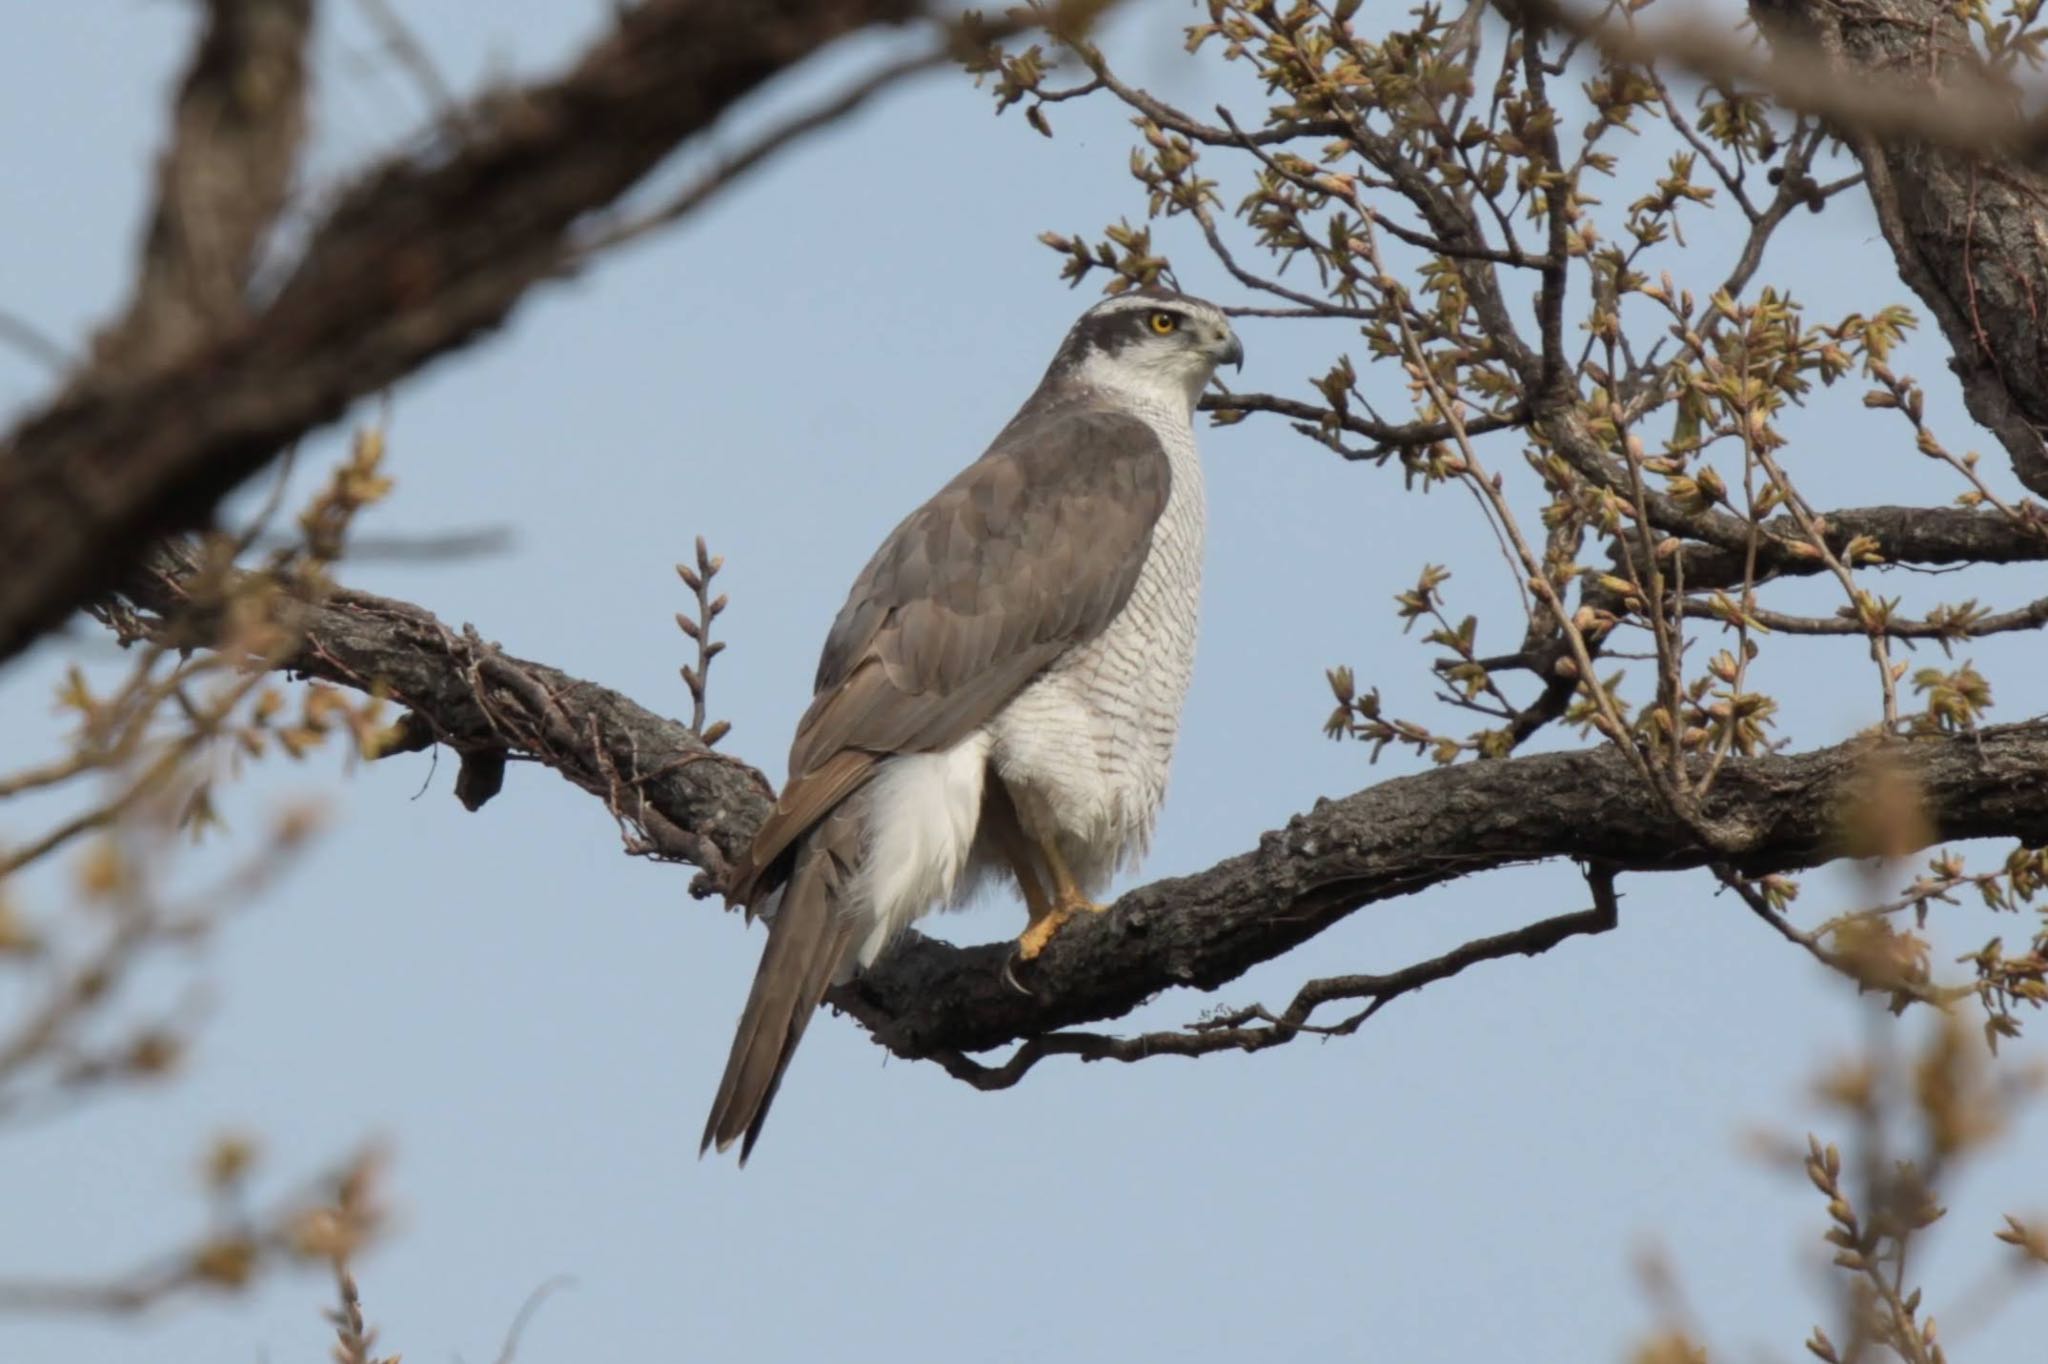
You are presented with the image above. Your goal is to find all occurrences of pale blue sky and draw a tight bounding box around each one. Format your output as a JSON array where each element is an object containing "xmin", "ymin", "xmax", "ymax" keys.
[{"xmin": 2, "ymin": 4, "xmax": 2043, "ymax": 1361}]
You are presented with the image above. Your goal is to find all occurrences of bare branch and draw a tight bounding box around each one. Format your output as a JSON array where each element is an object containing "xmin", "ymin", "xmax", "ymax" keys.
[
  {"xmin": 1676, "ymin": 592, "xmax": 2048, "ymax": 642},
  {"xmin": 348, "ymin": 0, "xmax": 458, "ymax": 117},
  {"xmin": 0, "ymin": 308, "xmax": 75, "ymax": 373},
  {"xmin": 493, "ymin": 1276, "xmax": 577, "ymax": 1364}
]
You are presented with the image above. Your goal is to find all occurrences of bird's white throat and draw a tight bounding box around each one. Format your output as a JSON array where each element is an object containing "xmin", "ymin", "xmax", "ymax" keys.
[{"xmin": 1067, "ymin": 346, "xmax": 1217, "ymax": 417}]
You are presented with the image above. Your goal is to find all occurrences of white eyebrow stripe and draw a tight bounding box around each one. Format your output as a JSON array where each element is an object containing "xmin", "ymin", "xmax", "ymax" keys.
[
  {"xmin": 1088, "ymin": 295, "xmax": 1188, "ymax": 317},
  {"xmin": 1084, "ymin": 295, "xmax": 1224, "ymax": 326}
]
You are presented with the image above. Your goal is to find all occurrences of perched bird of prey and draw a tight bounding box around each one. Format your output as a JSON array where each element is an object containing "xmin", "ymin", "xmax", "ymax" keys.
[{"xmin": 702, "ymin": 289, "xmax": 1243, "ymax": 1162}]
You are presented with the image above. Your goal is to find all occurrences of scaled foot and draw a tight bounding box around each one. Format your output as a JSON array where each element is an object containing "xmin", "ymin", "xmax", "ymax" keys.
[{"xmin": 1014, "ymin": 891, "xmax": 1107, "ymax": 961}]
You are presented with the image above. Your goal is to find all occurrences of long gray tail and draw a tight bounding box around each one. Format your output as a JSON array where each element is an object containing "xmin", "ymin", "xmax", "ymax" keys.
[{"xmin": 700, "ymin": 803, "xmax": 863, "ymax": 1164}]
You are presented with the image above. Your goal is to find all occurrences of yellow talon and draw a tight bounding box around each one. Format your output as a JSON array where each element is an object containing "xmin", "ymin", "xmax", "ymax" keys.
[
  {"xmin": 1014, "ymin": 889, "xmax": 1106, "ymax": 960},
  {"xmin": 1015, "ymin": 907, "xmax": 1070, "ymax": 961}
]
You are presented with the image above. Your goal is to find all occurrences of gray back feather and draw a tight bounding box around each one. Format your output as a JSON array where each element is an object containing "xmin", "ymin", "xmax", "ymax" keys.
[{"xmin": 789, "ymin": 402, "xmax": 1174, "ymax": 776}]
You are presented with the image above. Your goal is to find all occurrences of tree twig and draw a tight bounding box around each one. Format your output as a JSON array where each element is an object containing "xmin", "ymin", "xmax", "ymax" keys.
[{"xmin": 926, "ymin": 863, "xmax": 1623, "ymax": 1089}]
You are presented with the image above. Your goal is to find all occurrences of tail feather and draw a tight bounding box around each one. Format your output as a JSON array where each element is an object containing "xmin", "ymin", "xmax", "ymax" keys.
[{"xmin": 701, "ymin": 803, "xmax": 863, "ymax": 1164}]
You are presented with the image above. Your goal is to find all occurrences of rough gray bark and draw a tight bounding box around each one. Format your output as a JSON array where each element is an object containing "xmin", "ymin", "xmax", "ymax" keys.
[
  {"xmin": 1758, "ymin": 0, "xmax": 2048, "ymax": 497},
  {"xmin": 277, "ymin": 585, "xmax": 774, "ymax": 888},
  {"xmin": 131, "ymin": 573, "xmax": 2048, "ymax": 1070},
  {"xmin": 0, "ymin": 0, "xmax": 922, "ymax": 669}
]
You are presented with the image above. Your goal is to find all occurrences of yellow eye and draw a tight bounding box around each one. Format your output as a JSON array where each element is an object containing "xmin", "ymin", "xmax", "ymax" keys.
[{"xmin": 1148, "ymin": 311, "xmax": 1179, "ymax": 335}]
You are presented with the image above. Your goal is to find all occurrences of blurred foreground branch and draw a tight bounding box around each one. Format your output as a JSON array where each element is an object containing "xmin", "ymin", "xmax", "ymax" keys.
[
  {"xmin": 0, "ymin": 0, "xmax": 977, "ymax": 667},
  {"xmin": 0, "ymin": 1142, "xmax": 383, "ymax": 1317}
]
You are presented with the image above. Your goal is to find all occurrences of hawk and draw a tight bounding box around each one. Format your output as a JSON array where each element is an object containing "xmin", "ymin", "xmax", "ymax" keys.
[{"xmin": 703, "ymin": 290, "xmax": 1243, "ymax": 1162}]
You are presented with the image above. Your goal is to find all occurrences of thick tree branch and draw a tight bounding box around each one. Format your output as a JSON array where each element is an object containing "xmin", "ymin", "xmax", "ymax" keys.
[
  {"xmin": 1755, "ymin": 0, "xmax": 2048, "ymax": 497},
  {"xmin": 279, "ymin": 585, "xmax": 774, "ymax": 889},
  {"xmin": 127, "ymin": 572, "xmax": 2048, "ymax": 1072},
  {"xmin": 846, "ymin": 716, "xmax": 2048, "ymax": 1060},
  {"xmin": 0, "ymin": 0, "xmax": 933, "ymax": 669},
  {"xmin": 924, "ymin": 864, "xmax": 1624, "ymax": 1090}
]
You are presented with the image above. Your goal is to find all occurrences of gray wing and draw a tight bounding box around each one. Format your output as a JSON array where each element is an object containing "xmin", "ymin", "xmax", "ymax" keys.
[{"xmin": 728, "ymin": 405, "xmax": 1172, "ymax": 903}]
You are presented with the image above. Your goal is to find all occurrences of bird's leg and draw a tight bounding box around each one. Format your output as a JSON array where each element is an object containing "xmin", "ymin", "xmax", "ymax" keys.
[
  {"xmin": 990, "ymin": 814, "xmax": 1054, "ymax": 926},
  {"xmin": 981, "ymin": 776, "xmax": 1055, "ymax": 926},
  {"xmin": 1015, "ymin": 834, "xmax": 1104, "ymax": 961}
]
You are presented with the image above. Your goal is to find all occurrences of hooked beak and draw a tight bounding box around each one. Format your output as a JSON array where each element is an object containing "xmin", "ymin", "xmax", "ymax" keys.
[{"xmin": 1214, "ymin": 328, "xmax": 1244, "ymax": 371}]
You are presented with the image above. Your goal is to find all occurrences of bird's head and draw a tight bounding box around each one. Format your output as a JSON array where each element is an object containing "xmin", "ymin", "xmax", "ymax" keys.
[{"xmin": 1046, "ymin": 289, "xmax": 1244, "ymax": 411}]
